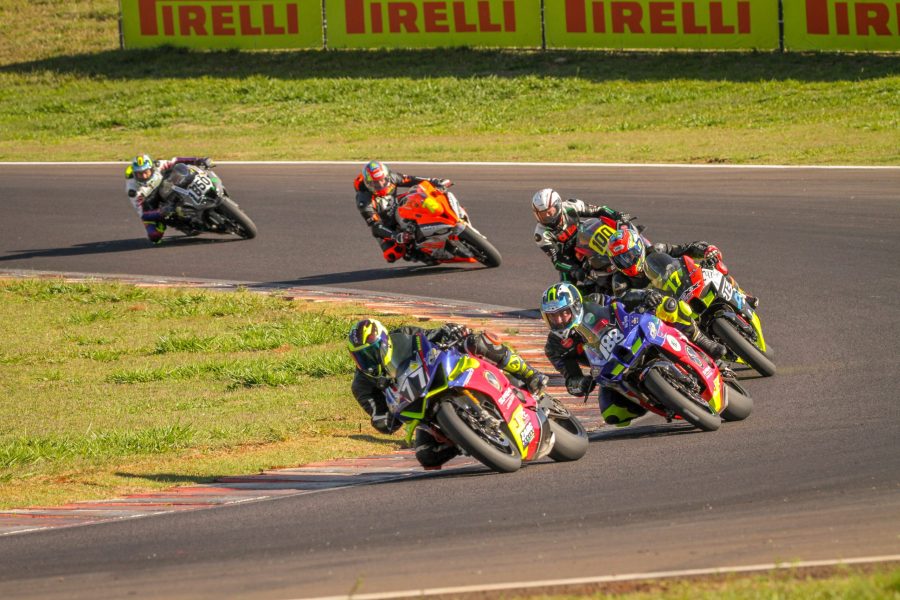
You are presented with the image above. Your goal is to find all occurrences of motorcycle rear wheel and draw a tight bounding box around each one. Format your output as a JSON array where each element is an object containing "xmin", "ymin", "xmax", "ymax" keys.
[
  {"xmin": 457, "ymin": 228, "xmax": 502, "ymax": 268},
  {"xmin": 644, "ymin": 369, "xmax": 721, "ymax": 432},
  {"xmin": 547, "ymin": 415, "xmax": 589, "ymax": 462},
  {"xmin": 711, "ymin": 317, "xmax": 776, "ymax": 377},
  {"xmin": 436, "ymin": 399, "xmax": 521, "ymax": 473},
  {"xmin": 217, "ymin": 197, "xmax": 258, "ymax": 239}
]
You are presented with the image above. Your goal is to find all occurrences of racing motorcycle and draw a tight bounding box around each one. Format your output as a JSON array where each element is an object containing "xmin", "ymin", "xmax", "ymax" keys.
[
  {"xmin": 586, "ymin": 301, "xmax": 753, "ymax": 432},
  {"xmin": 163, "ymin": 166, "xmax": 257, "ymax": 239},
  {"xmin": 647, "ymin": 252, "xmax": 774, "ymax": 377},
  {"xmin": 573, "ymin": 217, "xmax": 649, "ymax": 297},
  {"xmin": 384, "ymin": 332, "xmax": 588, "ymax": 473},
  {"xmin": 394, "ymin": 181, "xmax": 501, "ymax": 268}
]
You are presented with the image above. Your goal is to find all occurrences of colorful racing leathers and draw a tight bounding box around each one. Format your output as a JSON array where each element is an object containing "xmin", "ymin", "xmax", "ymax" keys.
[
  {"xmin": 350, "ymin": 324, "xmax": 546, "ymax": 467},
  {"xmin": 353, "ymin": 172, "xmax": 447, "ymax": 262},
  {"xmin": 125, "ymin": 157, "xmax": 209, "ymax": 243},
  {"xmin": 534, "ymin": 199, "xmax": 624, "ymax": 283}
]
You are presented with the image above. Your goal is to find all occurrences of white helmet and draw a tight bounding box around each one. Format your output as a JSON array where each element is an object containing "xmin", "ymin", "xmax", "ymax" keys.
[{"xmin": 532, "ymin": 188, "xmax": 562, "ymax": 226}]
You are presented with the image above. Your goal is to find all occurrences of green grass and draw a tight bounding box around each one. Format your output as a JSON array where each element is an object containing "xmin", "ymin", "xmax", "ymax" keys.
[
  {"xmin": 526, "ymin": 565, "xmax": 900, "ymax": 599},
  {"xmin": 0, "ymin": 277, "xmax": 416, "ymax": 509},
  {"xmin": 0, "ymin": 0, "xmax": 898, "ymax": 164}
]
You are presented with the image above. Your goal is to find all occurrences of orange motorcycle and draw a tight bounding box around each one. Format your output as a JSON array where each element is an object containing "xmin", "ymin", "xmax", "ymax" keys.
[{"xmin": 394, "ymin": 181, "xmax": 502, "ymax": 268}]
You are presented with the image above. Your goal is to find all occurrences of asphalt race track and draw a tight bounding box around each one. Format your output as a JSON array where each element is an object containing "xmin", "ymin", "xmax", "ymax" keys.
[{"xmin": 0, "ymin": 163, "xmax": 898, "ymax": 599}]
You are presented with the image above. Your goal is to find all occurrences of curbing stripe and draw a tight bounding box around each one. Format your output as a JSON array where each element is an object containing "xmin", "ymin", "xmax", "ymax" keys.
[
  {"xmin": 0, "ymin": 268, "xmax": 599, "ymax": 537},
  {"xmin": 295, "ymin": 555, "xmax": 900, "ymax": 600}
]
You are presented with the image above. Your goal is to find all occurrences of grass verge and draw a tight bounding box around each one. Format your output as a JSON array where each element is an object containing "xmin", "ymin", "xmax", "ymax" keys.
[
  {"xmin": 0, "ymin": 277, "xmax": 420, "ymax": 509},
  {"xmin": 515, "ymin": 563, "xmax": 900, "ymax": 599},
  {"xmin": 0, "ymin": 1, "xmax": 898, "ymax": 164}
]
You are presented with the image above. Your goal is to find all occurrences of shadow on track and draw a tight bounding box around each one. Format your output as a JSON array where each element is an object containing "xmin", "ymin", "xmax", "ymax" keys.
[
  {"xmin": 259, "ymin": 264, "xmax": 483, "ymax": 288},
  {"xmin": 116, "ymin": 472, "xmax": 221, "ymax": 485},
  {"xmin": 0, "ymin": 236, "xmax": 241, "ymax": 262},
  {"xmin": 588, "ymin": 422, "xmax": 700, "ymax": 442}
]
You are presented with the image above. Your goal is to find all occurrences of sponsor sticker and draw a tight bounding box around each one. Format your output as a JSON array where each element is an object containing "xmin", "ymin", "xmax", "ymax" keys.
[
  {"xmin": 484, "ymin": 370, "xmax": 502, "ymax": 391},
  {"xmin": 666, "ymin": 334, "xmax": 683, "ymax": 352}
]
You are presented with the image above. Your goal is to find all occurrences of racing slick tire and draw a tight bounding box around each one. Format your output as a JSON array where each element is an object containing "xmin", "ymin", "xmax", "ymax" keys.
[
  {"xmin": 458, "ymin": 227, "xmax": 502, "ymax": 268},
  {"xmin": 644, "ymin": 369, "xmax": 721, "ymax": 432},
  {"xmin": 436, "ymin": 398, "xmax": 521, "ymax": 473},
  {"xmin": 712, "ymin": 318, "xmax": 776, "ymax": 377}
]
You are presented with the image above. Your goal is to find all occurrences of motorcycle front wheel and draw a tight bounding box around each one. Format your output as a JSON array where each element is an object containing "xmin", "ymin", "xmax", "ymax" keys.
[
  {"xmin": 711, "ymin": 317, "xmax": 776, "ymax": 377},
  {"xmin": 457, "ymin": 227, "xmax": 502, "ymax": 268},
  {"xmin": 643, "ymin": 369, "xmax": 721, "ymax": 432},
  {"xmin": 547, "ymin": 415, "xmax": 589, "ymax": 462},
  {"xmin": 721, "ymin": 382, "xmax": 753, "ymax": 422},
  {"xmin": 217, "ymin": 197, "xmax": 258, "ymax": 239},
  {"xmin": 435, "ymin": 398, "xmax": 521, "ymax": 473}
]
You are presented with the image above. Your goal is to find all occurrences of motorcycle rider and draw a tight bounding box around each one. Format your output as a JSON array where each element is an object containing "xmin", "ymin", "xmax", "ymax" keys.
[
  {"xmin": 541, "ymin": 282, "xmax": 721, "ymax": 427},
  {"xmin": 532, "ymin": 188, "xmax": 629, "ymax": 289},
  {"xmin": 125, "ymin": 154, "xmax": 214, "ymax": 244},
  {"xmin": 354, "ymin": 161, "xmax": 452, "ymax": 264},
  {"xmin": 606, "ymin": 227, "xmax": 757, "ymax": 347},
  {"xmin": 348, "ymin": 318, "xmax": 549, "ymax": 469}
]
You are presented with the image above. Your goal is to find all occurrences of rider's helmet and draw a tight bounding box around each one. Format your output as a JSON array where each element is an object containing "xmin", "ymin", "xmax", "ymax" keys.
[
  {"xmin": 130, "ymin": 155, "xmax": 156, "ymax": 184},
  {"xmin": 347, "ymin": 319, "xmax": 394, "ymax": 380},
  {"xmin": 532, "ymin": 188, "xmax": 563, "ymax": 227},
  {"xmin": 607, "ymin": 227, "xmax": 646, "ymax": 277},
  {"xmin": 168, "ymin": 163, "xmax": 195, "ymax": 188},
  {"xmin": 540, "ymin": 282, "xmax": 584, "ymax": 338},
  {"xmin": 362, "ymin": 161, "xmax": 395, "ymax": 197}
]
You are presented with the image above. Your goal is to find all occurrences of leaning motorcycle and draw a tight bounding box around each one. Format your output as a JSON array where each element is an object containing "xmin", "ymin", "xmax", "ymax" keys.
[
  {"xmin": 572, "ymin": 216, "xmax": 649, "ymax": 297},
  {"xmin": 164, "ymin": 166, "xmax": 257, "ymax": 239},
  {"xmin": 384, "ymin": 332, "xmax": 588, "ymax": 473},
  {"xmin": 646, "ymin": 252, "xmax": 774, "ymax": 377},
  {"xmin": 394, "ymin": 181, "xmax": 501, "ymax": 267},
  {"xmin": 586, "ymin": 301, "xmax": 753, "ymax": 432}
]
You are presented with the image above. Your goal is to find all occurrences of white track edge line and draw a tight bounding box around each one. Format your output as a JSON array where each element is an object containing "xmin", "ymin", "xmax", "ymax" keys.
[
  {"xmin": 0, "ymin": 161, "xmax": 897, "ymax": 170},
  {"xmin": 299, "ymin": 555, "xmax": 900, "ymax": 600}
]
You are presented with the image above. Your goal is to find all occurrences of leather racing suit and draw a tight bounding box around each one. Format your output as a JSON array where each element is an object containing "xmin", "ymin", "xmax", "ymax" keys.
[
  {"xmin": 354, "ymin": 171, "xmax": 449, "ymax": 263},
  {"xmin": 350, "ymin": 324, "xmax": 547, "ymax": 469},
  {"xmin": 534, "ymin": 198, "xmax": 625, "ymax": 288},
  {"xmin": 125, "ymin": 157, "xmax": 210, "ymax": 244}
]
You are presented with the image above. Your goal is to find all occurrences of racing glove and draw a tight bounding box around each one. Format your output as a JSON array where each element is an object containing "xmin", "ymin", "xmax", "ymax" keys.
[
  {"xmin": 525, "ymin": 372, "xmax": 549, "ymax": 395},
  {"xmin": 566, "ymin": 374, "xmax": 595, "ymax": 397},
  {"xmin": 638, "ymin": 289, "xmax": 664, "ymax": 312},
  {"xmin": 441, "ymin": 323, "xmax": 471, "ymax": 346},
  {"xmin": 199, "ymin": 157, "xmax": 215, "ymax": 169},
  {"xmin": 703, "ymin": 244, "xmax": 722, "ymax": 263},
  {"xmin": 371, "ymin": 413, "xmax": 399, "ymax": 434},
  {"xmin": 429, "ymin": 178, "xmax": 452, "ymax": 190}
]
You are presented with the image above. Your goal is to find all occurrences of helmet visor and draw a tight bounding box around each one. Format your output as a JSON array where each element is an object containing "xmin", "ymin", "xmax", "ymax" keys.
[
  {"xmin": 544, "ymin": 307, "xmax": 575, "ymax": 331},
  {"xmin": 349, "ymin": 344, "xmax": 388, "ymax": 377},
  {"xmin": 611, "ymin": 245, "xmax": 643, "ymax": 271},
  {"xmin": 134, "ymin": 168, "xmax": 153, "ymax": 183},
  {"xmin": 536, "ymin": 204, "xmax": 560, "ymax": 225}
]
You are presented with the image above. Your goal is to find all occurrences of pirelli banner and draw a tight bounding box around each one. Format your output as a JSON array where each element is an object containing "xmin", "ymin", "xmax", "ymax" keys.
[
  {"xmin": 120, "ymin": 0, "xmax": 323, "ymax": 48},
  {"xmin": 783, "ymin": 0, "xmax": 900, "ymax": 50},
  {"xmin": 325, "ymin": 1, "xmax": 543, "ymax": 48},
  {"xmin": 120, "ymin": 0, "xmax": 899, "ymax": 50},
  {"xmin": 545, "ymin": 0, "xmax": 779, "ymax": 49}
]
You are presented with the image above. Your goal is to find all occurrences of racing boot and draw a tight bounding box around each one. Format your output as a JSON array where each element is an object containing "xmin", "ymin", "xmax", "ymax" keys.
[
  {"xmin": 501, "ymin": 352, "xmax": 548, "ymax": 395},
  {"xmin": 686, "ymin": 323, "xmax": 727, "ymax": 360}
]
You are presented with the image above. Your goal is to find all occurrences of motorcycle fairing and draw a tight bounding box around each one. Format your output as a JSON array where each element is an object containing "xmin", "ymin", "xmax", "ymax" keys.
[
  {"xmin": 586, "ymin": 305, "xmax": 724, "ymax": 415},
  {"xmin": 387, "ymin": 334, "xmax": 546, "ymax": 460}
]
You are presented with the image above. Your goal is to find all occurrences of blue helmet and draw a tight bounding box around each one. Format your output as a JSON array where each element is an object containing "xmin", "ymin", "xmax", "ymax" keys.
[
  {"xmin": 540, "ymin": 282, "xmax": 583, "ymax": 337},
  {"xmin": 130, "ymin": 154, "xmax": 155, "ymax": 183}
]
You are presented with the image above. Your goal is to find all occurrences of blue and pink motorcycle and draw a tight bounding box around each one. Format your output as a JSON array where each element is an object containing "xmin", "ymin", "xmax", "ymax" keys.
[{"xmin": 585, "ymin": 301, "xmax": 753, "ymax": 432}]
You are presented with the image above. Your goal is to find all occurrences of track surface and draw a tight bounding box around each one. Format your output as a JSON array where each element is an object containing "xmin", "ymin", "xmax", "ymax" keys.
[{"xmin": 0, "ymin": 164, "xmax": 898, "ymax": 599}]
